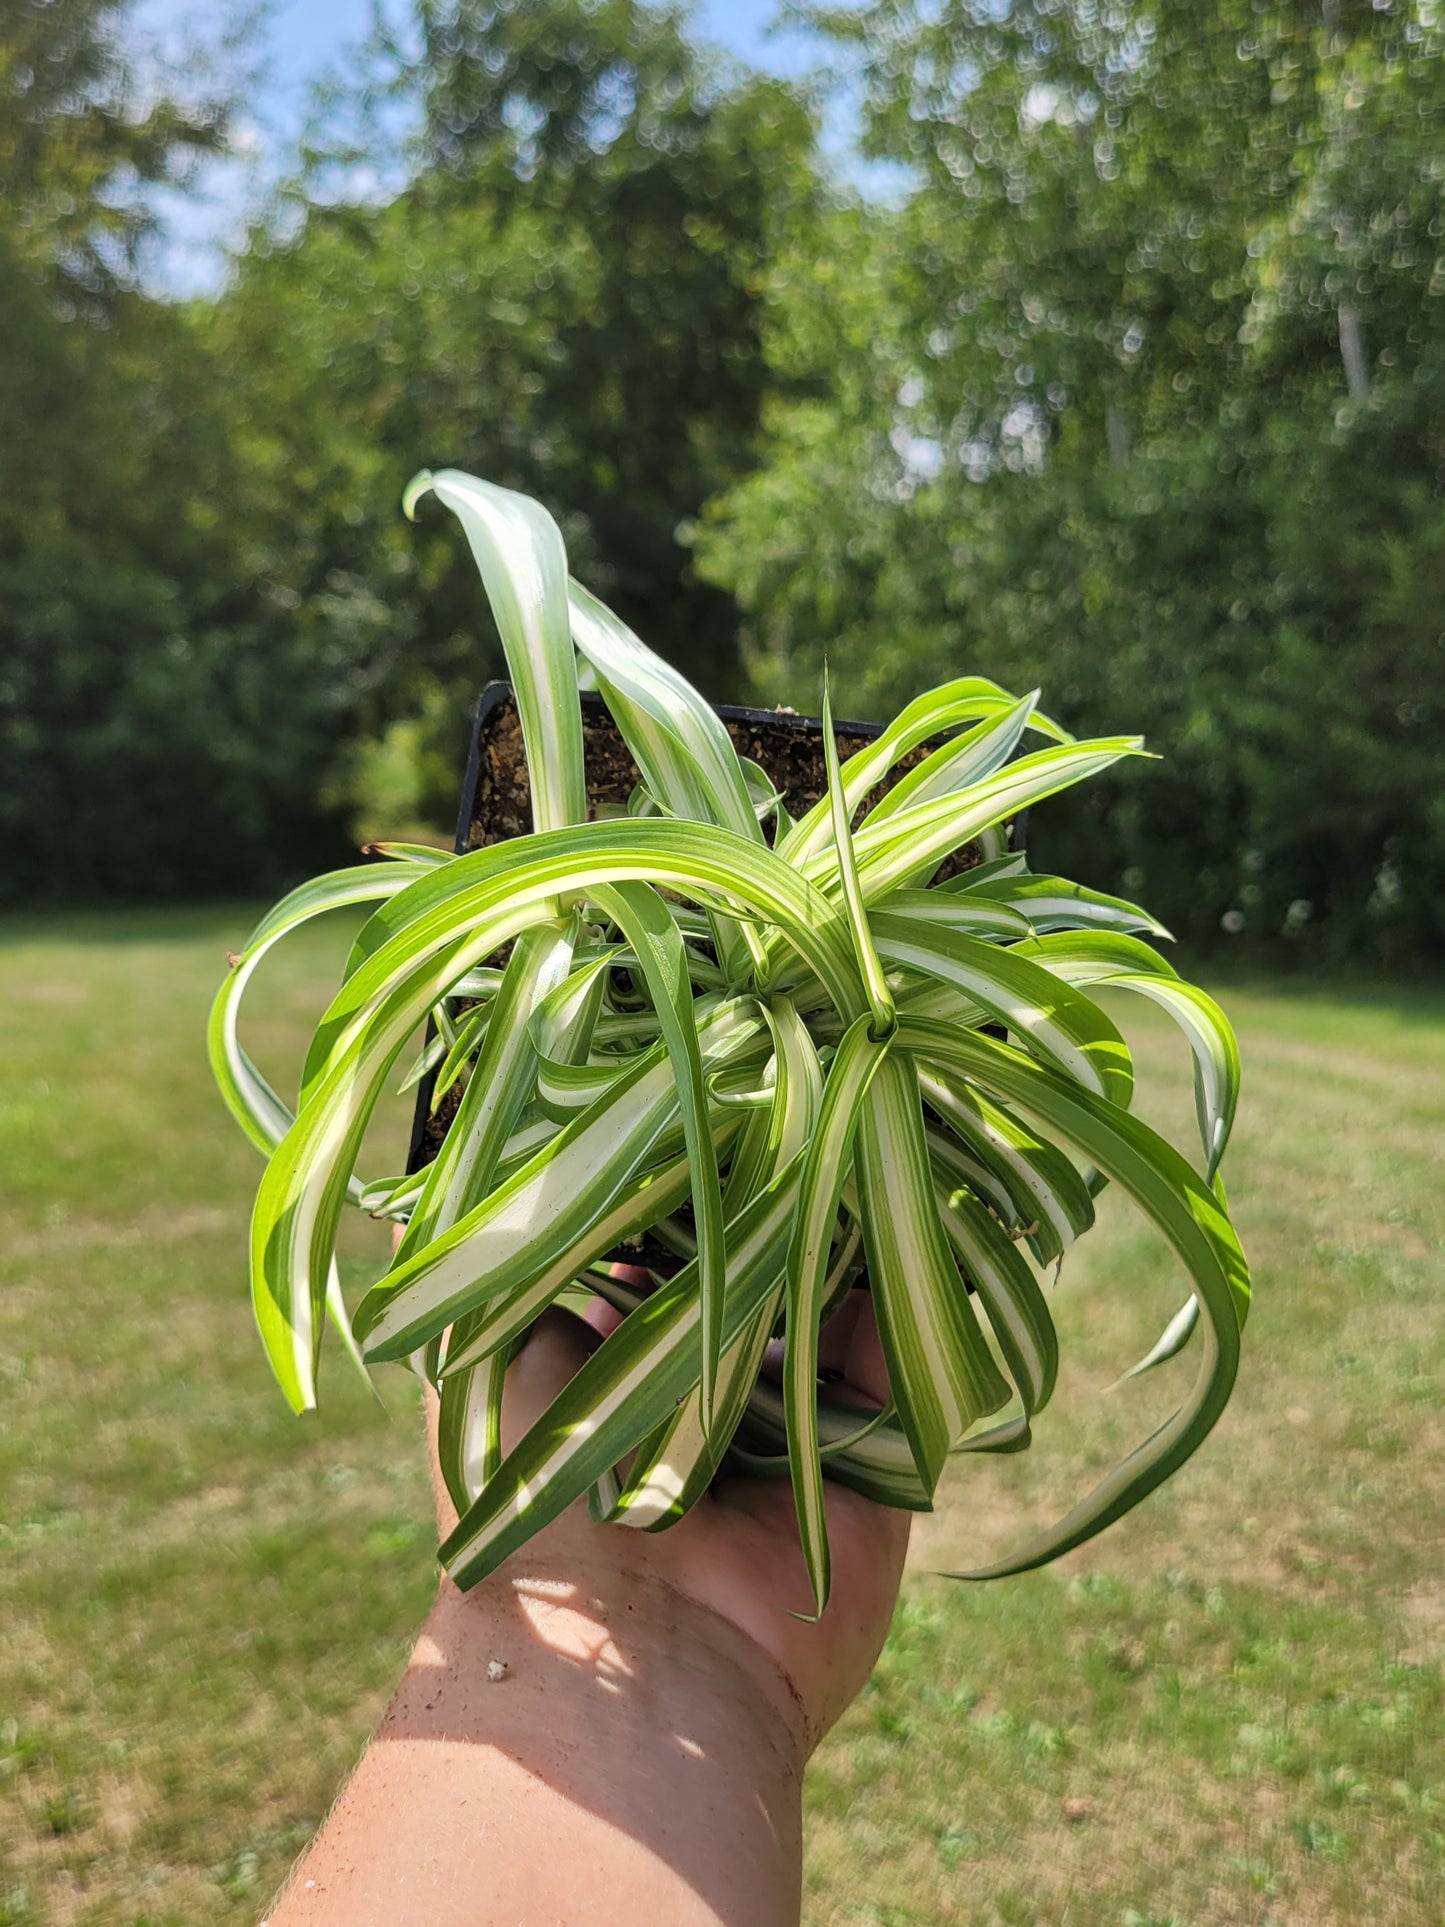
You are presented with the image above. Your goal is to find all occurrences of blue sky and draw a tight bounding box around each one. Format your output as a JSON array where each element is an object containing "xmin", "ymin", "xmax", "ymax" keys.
[
  {"xmin": 245, "ymin": 0, "xmax": 807, "ymax": 97},
  {"xmin": 133, "ymin": 0, "xmax": 829, "ymax": 292}
]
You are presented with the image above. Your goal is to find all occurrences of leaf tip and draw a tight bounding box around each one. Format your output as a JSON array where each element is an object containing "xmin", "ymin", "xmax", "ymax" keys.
[{"xmin": 402, "ymin": 469, "xmax": 435, "ymax": 522}]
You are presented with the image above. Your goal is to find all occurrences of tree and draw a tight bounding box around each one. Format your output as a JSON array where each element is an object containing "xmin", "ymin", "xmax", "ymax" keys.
[
  {"xmin": 0, "ymin": 1, "xmax": 342, "ymax": 900},
  {"xmin": 0, "ymin": 0, "xmax": 225, "ymax": 304},
  {"xmin": 206, "ymin": 0, "xmax": 822, "ymax": 832},
  {"xmin": 698, "ymin": 0, "xmax": 1445, "ymax": 963}
]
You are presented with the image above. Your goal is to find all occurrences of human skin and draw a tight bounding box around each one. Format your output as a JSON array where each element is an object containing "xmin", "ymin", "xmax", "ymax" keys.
[{"xmin": 264, "ymin": 1282, "xmax": 910, "ymax": 1927}]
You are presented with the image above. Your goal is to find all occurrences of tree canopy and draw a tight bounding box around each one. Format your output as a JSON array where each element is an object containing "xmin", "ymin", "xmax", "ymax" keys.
[
  {"xmin": 3, "ymin": 0, "xmax": 1441, "ymax": 963},
  {"xmin": 698, "ymin": 0, "xmax": 1445, "ymax": 962}
]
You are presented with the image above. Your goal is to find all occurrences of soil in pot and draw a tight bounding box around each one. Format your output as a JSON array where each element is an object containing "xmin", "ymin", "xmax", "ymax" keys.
[{"xmin": 467, "ymin": 689, "xmax": 988, "ymax": 856}]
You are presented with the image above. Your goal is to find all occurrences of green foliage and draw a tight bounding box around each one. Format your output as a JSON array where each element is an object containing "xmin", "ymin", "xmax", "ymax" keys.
[
  {"xmin": 4, "ymin": 0, "xmax": 1440, "ymax": 969},
  {"xmin": 0, "ymin": 0, "xmax": 352, "ymax": 900},
  {"xmin": 1, "ymin": 0, "xmax": 821, "ymax": 893},
  {"xmin": 699, "ymin": 0, "xmax": 1445, "ymax": 965},
  {"xmin": 216, "ymin": 470, "xmax": 1250, "ymax": 1614},
  {"xmin": 203, "ymin": 0, "xmax": 820, "ymax": 831},
  {"xmin": 0, "ymin": 0, "xmax": 225, "ymax": 304}
]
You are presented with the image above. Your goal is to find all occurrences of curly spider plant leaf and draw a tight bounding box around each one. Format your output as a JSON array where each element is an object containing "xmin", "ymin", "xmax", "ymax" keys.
[
  {"xmin": 212, "ymin": 467, "xmax": 1251, "ymax": 1606},
  {"xmin": 896, "ymin": 1017, "xmax": 1249, "ymax": 1578},
  {"xmin": 783, "ymin": 1012, "xmax": 889, "ymax": 1613},
  {"xmin": 404, "ymin": 469, "xmax": 585, "ymax": 836}
]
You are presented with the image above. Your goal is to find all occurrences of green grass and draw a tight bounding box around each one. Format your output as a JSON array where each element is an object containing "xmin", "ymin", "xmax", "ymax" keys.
[{"xmin": 2, "ymin": 910, "xmax": 1441, "ymax": 1925}]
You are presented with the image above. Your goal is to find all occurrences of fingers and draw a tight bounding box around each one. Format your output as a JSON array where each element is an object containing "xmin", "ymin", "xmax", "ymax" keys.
[
  {"xmin": 815, "ymin": 1292, "xmax": 861, "ymax": 1379},
  {"xmin": 579, "ymin": 1298, "xmax": 625, "ymax": 1340},
  {"xmin": 841, "ymin": 1290, "xmax": 891, "ymax": 1409},
  {"xmin": 500, "ymin": 1306, "xmax": 603, "ymax": 1445},
  {"xmin": 421, "ymin": 1384, "xmax": 456, "ymax": 1538},
  {"xmin": 811, "ymin": 1289, "xmax": 892, "ymax": 1410},
  {"xmin": 580, "ymin": 1262, "xmax": 650, "ymax": 1341}
]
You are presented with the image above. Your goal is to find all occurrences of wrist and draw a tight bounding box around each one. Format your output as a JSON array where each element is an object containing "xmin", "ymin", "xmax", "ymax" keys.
[
  {"xmin": 425, "ymin": 1558, "xmax": 808, "ymax": 1775},
  {"xmin": 273, "ymin": 1559, "xmax": 806, "ymax": 1926}
]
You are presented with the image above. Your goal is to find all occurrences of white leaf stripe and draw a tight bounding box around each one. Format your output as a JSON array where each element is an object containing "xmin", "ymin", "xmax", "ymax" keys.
[
  {"xmin": 720, "ymin": 1079, "xmax": 778, "ymax": 1209},
  {"xmin": 334, "ymin": 817, "xmax": 864, "ymax": 1070},
  {"xmin": 588, "ymin": 881, "xmax": 727, "ymax": 1415},
  {"xmin": 436, "ymin": 1151, "xmax": 697, "ymax": 1379},
  {"xmin": 798, "ymin": 739, "xmax": 1142, "ymax": 908},
  {"xmin": 1116, "ymin": 1294, "xmax": 1201, "ymax": 1385},
  {"xmin": 894, "ymin": 977, "xmax": 989, "ymax": 1030},
  {"xmin": 1102, "ymin": 975, "xmax": 1239, "ymax": 1180},
  {"xmin": 610, "ymin": 1285, "xmax": 782, "ymax": 1529},
  {"xmin": 357, "ymin": 1004, "xmax": 767, "ymax": 1361},
  {"xmin": 955, "ymin": 872, "xmax": 1170, "ymax": 937},
  {"xmin": 528, "ymin": 953, "xmax": 613, "ymax": 1062},
  {"xmin": 738, "ymin": 1388, "xmax": 894, "ymax": 1467},
  {"xmin": 878, "ymin": 887, "xmax": 1033, "ymax": 942},
  {"xmin": 1020, "ymin": 930, "xmax": 1180, "ymax": 982},
  {"xmin": 855, "ymin": 1055, "xmax": 1012, "ymax": 1494},
  {"xmin": 918, "ymin": 1071, "xmax": 1095, "ymax": 1263},
  {"xmin": 871, "ymin": 910, "xmax": 1134, "ymax": 1107},
  {"xmin": 924, "ymin": 1127, "xmax": 1024, "ymax": 1235},
  {"xmin": 609, "ymin": 991, "xmax": 829, "ymax": 1528},
  {"xmin": 861, "ymin": 691, "xmax": 1040, "ymax": 827},
  {"xmin": 569, "ymin": 578, "xmax": 764, "ymax": 983},
  {"xmin": 726, "ymin": 995, "xmax": 825, "ymax": 1208},
  {"xmin": 366, "ymin": 841, "xmax": 455, "ymax": 868},
  {"xmin": 207, "ymin": 531, "xmax": 1251, "ymax": 1594},
  {"xmin": 735, "ymin": 1382, "xmax": 932, "ymax": 1510},
  {"xmin": 568, "ymin": 579, "xmax": 760, "ymax": 845},
  {"xmin": 784, "ymin": 1014, "xmax": 889, "ymax": 1613},
  {"xmin": 438, "ymin": 1348, "xmax": 507, "ymax": 1515},
  {"xmin": 822, "ymin": 679, "xmax": 895, "ymax": 1040},
  {"xmin": 947, "ymin": 850, "xmax": 1030, "ymax": 889},
  {"xmin": 208, "ymin": 861, "xmax": 424, "ymax": 1162},
  {"xmin": 623, "ymin": 1205, "xmax": 861, "ymax": 1520},
  {"xmin": 254, "ymin": 826, "xmax": 862, "ymax": 1410},
  {"xmin": 439, "ymin": 1163, "xmax": 806, "ymax": 1589},
  {"xmin": 535, "ymin": 1054, "xmax": 634, "ymax": 1116},
  {"xmin": 783, "ymin": 677, "xmax": 1068, "ymax": 869},
  {"xmin": 395, "ymin": 918, "xmax": 578, "ymax": 1266},
  {"xmin": 431, "ymin": 1000, "xmax": 492, "ymax": 1107},
  {"xmin": 394, "ymin": 1028, "xmax": 447, "ymax": 1098},
  {"xmin": 324, "ymin": 1263, "xmax": 376, "ymax": 1398},
  {"xmin": 1021, "ymin": 935, "xmax": 1239, "ymax": 1180},
  {"xmin": 932, "ymin": 1178, "xmax": 1058, "ymax": 1415},
  {"xmin": 954, "ymin": 1415, "xmax": 1033, "ymax": 1455}
]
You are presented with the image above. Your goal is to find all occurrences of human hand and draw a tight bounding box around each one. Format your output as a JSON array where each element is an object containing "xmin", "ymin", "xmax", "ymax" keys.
[
  {"xmin": 268, "ymin": 1265, "xmax": 909, "ymax": 1925},
  {"xmin": 423, "ymin": 1275, "xmax": 911, "ymax": 1757}
]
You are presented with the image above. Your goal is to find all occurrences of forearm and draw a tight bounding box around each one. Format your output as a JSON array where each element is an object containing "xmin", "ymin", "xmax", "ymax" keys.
[{"xmin": 265, "ymin": 1565, "xmax": 806, "ymax": 1927}]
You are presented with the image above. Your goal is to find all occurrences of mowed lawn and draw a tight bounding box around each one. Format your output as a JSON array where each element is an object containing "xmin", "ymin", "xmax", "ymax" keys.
[{"xmin": 1, "ymin": 907, "xmax": 1441, "ymax": 1926}]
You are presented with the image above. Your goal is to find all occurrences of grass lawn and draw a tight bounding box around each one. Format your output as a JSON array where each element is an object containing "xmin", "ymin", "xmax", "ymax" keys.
[{"xmin": 1, "ymin": 906, "xmax": 1441, "ymax": 1925}]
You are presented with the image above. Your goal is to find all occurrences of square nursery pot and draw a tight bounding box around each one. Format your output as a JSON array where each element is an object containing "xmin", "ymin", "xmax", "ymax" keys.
[{"xmin": 405, "ymin": 681, "xmax": 1027, "ymax": 1264}]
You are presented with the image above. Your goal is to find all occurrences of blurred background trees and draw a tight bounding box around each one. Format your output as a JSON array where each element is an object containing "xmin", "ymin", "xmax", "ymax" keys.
[
  {"xmin": 2, "ymin": 0, "xmax": 1442, "ymax": 963},
  {"xmin": 206, "ymin": 0, "xmax": 818, "ymax": 838},
  {"xmin": 0, "ymin": 0, "xmax": 365, "ymax": 895}
]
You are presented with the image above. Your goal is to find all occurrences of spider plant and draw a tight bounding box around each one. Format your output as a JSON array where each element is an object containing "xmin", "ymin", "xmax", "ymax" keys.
[{"xmin": 210, "ymin": 468, "xmax": 1249, "ymax": 1617}]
